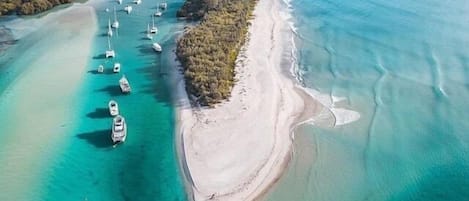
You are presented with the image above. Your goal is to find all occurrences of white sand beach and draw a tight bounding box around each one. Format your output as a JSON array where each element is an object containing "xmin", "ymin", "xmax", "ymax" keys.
[
  {"xmin": 0, "ymin": 5, "xmax": 96, "ymax": 200},
  {"xmin": 174, "ymin": 0, "xmax": 333, "ymax": 200}
]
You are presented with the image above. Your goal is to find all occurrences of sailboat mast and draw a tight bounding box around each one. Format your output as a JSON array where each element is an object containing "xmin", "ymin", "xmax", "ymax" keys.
[{"xmin": 108, "ymin": 36, "xmax": 112, "ymax": 50}]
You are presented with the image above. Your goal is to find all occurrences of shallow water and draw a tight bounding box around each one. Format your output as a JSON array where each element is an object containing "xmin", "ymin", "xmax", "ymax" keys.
[
  {"xmin": 0, "ymin": 1, "xmax": 187, "ymax": 200},
  {"xmin": 267, "ymin": 0, "xmax": 469, "ymax": 200}
]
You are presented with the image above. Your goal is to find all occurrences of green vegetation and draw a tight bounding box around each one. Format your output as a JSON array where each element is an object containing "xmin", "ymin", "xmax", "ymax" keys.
[
  {"xmin": 176, "ymin": 0, "xmax": 257, "ymax": 106},
  {"xmin": 0, "ymin": 0, "xmax": 72, "ymax": 16}
]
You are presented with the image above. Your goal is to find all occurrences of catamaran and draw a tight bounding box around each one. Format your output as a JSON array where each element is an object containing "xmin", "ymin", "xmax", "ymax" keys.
[
  {"xmin": 107, "ymin": 18, "xmax": 113, "ymax": 37},
  {"xmin": 150, "ymin": 15, "xmax": 158, "ymax": 34},
  {"xmin": 159, "ymin": 2, "xmax": 167, "ymax": 9},
  {"xmin": 97, "ymin": 65, "xmax": 104, "ymax": 73},
  {"xmin": 105, "ymin": 36, "xmax": 115, "ymax": 58},
  {"xmin": 146, "ymin": 24, "xmax": 153, "ymax": 40},
  {"xmin": 119, "ymin": 75, "xmax": 131, "ymax": 93},
  {"xmin": 113, "ymin": 63, "xmax": 121, "ymax": 73},
  {"xmin": 124, "ymin": 5, "xmax": 132, "ymax": 14},
  {"xmin": 108, "ymin": 100, "xmax": 119, "ymax": 116},
  {"xmin": 111, "ymin": 115, "xmax": 127, "ymax": 144},
  {"xmin": 152, "ymin": 42, "xmax": 162, "ymax": 52},
  {"xmin": 112, "ymin": 7, "xmax": 119, "ymax": 29}
]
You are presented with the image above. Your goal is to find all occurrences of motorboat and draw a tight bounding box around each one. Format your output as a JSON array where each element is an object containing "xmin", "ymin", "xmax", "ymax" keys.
[
  {"xmin": 152, "ymin": 42, "xmax": 162, "ymax": 52},
  {"xmin": 119, "ymin": 75, "xmax": 131, "ymax": 93},
  {"xmin": 111, "ymin": 115, "xmax": 127, "ymax": 144},
  {"xmin": 113, "ymin": 63, "xmax": 121, "ymax": 73},
  {"xmin": 108, "ymin": 100, "xmax": 119, "ymax": 116}
]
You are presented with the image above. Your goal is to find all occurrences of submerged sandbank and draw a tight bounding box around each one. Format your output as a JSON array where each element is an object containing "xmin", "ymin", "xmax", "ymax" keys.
[
  {"xmin": 174, "ymin": 0, "xmax": 334, "ymax": 200},
  {"xmin": 0, "ymin": 5, "xmax": 97, "ymax": 200}
]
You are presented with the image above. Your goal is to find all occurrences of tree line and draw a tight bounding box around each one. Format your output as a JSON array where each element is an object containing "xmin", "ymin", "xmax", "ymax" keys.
[
  {"xmin": 0, "ymin": 0, "xmax": 71, "ymax": 16},
  {"xmin": 176, "ymin": 0, "xmax": 257, "ymax": 106}
]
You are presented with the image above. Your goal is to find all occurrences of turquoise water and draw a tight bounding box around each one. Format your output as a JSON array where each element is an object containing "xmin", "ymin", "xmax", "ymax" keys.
[
  {"xmin": 0, "ymin": 1, "xmax": 187, "ymax": 200},
  {"xmin": 268, "ymin": 0, "xmax": 469, "ymax": 200}
]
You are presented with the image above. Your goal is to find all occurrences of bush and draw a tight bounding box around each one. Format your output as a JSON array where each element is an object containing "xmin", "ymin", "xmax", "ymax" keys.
[{"xmin": 176, "ymin": 0, "xmax": 257, "ymax": 106}]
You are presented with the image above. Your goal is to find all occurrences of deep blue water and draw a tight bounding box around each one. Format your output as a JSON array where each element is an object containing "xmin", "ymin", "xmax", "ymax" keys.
[{"xmin": 267, "ymin": 0, "xmax": 469, "ymax": 200}]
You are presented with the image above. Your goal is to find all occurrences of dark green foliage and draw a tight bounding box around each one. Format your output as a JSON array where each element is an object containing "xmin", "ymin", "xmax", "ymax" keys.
[
  {"xmin": 0, "ymin": 0, "xmax": 72, "ymax": 16},
  {"xmin": 176, "ymin": 0, "xmax": 257, "ymax": 106}
]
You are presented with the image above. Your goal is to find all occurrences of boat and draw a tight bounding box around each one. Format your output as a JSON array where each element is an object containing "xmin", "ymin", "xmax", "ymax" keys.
[
  {"xmin": 97, "ymin": 65, "xmax": 104, "ymax": 73},
  {"xmin": 111, "ymin": 115, "xmax": 127, "ymax": 144},
  {"xmin": 154, "ymin": 7, "xmax": 162, "ymax": 17},
  {"xmin": 159, "ymin": 2, "xmax": 167, "ymax": 9},
  {"xmin": 108, "ymin": 100, "xmax": 119, "ymax": 116},
  {"xmin": 105, "ymin": 36, "xmax": 115, "ymax": 58},
  {"xmin": 117, "ymin": 0, "xmax": 122, "ymax": 4},
  {"xmin": 124, "ymin": 5, "xmax": 132, "ymax": 14},
  {"xmin": 152, "ymin": 42, "xmax": 162, "ymax": 52},
  {"xmin": 113, "ymin": 63, "xmax": 121, "ymax": 73},
  {"xmin": 133, "ymin": 0, "xmax": 141, "ymax": 4},
  {"xmin": 150, "ymin": 15, "xmax": 158, "ymax": 33},
  {"xmin": 119, "ymin": 75, "xmax": 131, "ymax": 93},
  {"xmin": 107, "ymin": 18, "xmax": 113, "ymax": 37},
  {"xmin": 105, "ymin": 8, "xmax": 110, "ymax": 12},
  {"xmin": 146, "ymin": 24, "xmax": 153, "ymax": 40},
  {"xmin": 112, "ymin": 7, "xmax": 119, "ymax": 29}
]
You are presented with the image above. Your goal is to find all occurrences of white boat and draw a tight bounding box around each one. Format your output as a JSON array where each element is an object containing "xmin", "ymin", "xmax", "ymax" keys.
[
  {"xmin": 146, "ymin": 24, "xmax": 153, "ymax": 40},
  {"xmin": 111, "ymin": 115, "xmax": 127, "ymax": 144},
  {"xmin": 105, "ymin": 37, "xmax": 115, "ymax": 58},
  {"xmin": 133, "ymin": 0, "xmax": 141, "ymax": 4},
  {"xmin": 154, "ymin": 7, "xmax": 162, "ymax": 17},
  {"xmin": 124, "ymin": 5, "xmax": 132, "ymax": 14},
  {"xmin": 117, "ymin": 0, "xmax": 122, "ymax": 4},
  {"xmin": 108, "ymin": 100, "xmax": 119, "ymax": 116},
  {"xmin": 98, "ymin": 65, "xmax": 104, "ymax": 73},
  {"xmin": 107, "ymin": 18, "xmax": 113, "ymax": 37},
  {"xmin": 113, "ymin": 63, "xmax": 121, "ymax": 73},
  {"xmin": 159, "ymin": 2, "xmax": 167, "ymax": 9},
  {"xmin": 152, "ymin": 42, "xmax": 162, "ymax": 52},
  {"xmin": 105, "ymin": 8, "xmax": 110, "ymax": 12},
  {"xmin": 112, "ymin": 7, "xmax": 119, "ymax": 29},
  {"xmin": 119, "ymin": 75, "xmax": 131, "ymax": 93},
  {"xmin": 150, "ymin": 15, "xmax": 158, "ymax": 34}
]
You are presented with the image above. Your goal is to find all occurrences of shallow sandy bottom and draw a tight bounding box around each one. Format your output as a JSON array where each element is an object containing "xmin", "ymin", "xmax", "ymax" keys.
[{"xmin": 0, "ymin": 5, "xmax": 97, "ymax": 200}]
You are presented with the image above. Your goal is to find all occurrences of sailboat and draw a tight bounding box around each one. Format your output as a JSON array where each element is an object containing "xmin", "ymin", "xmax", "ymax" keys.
[
  {"xmin": 112, "ymin": 7, "xmax": 119, "ymax": 29},
  {"xmin": 105, "ymin": 36, "xmax": 115, "ymax": 58},
  {"xmin": 133, "ymin": 0, "xmax": 142, "ymax": 4},
  {"xmin": 150, "ymin": 15, "xmax": 158, "ymax": 34},
  {"xmin": 113, "ymin": 62, "xmax": 121, "ymax": 73},
  {"xmin": 117, "ymin": 0, "xmax": 122, "ymax": 4},
  {"xmin": 146, "ymin": 24, "xmax": 153, "ymax": 40},
  {"xmin": 154, "ymin": 7, "xmax": 162, "ymax": 17},
  {"xmin": 107, "ymin": 18, "xmax": 113, "ymax": 37},
  {"xmin": 111, "ymin": 115, "xmax": 127, "ymax": 144},
  {"xmin": 108, "ymin": 100, "xmax": 119, "ymax": 116}
]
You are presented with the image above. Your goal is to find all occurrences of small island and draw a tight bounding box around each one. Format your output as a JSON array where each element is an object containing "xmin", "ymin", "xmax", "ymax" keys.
[
  {"xmin": 176, "ymin": 0, "xmax": 257, "ymax": 106},
  {"xmin": 0, "ymin": 0, "xmax": 72, "ymax": 16}
]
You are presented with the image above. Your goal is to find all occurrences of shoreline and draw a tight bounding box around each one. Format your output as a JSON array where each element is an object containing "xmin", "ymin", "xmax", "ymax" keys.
[{"xmin": 173, "ymin": 0, "xmax": 332, "ymax": 200}]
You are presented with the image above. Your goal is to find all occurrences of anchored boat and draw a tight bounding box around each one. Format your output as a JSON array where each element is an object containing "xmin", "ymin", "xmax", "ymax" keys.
[
  {"xmin": 119, "ymin": 75, "xmax": 131, "ymax": 93},
  {"xmin": 111, "ymin": 115, "xmax": 127, "ymax": 144},
  {"xmin": 108, "ymin": 100, "xmax": 119, "ymax": 116}
]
